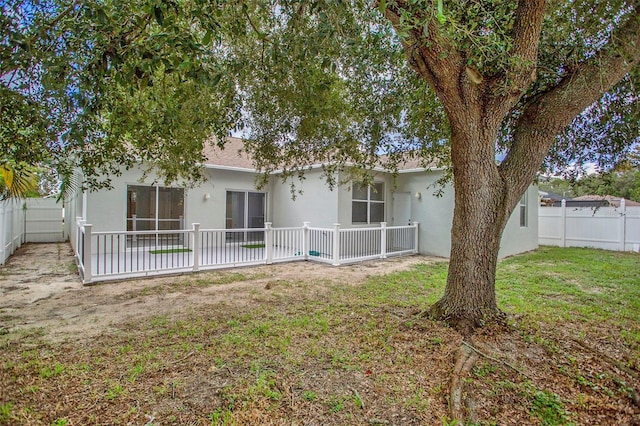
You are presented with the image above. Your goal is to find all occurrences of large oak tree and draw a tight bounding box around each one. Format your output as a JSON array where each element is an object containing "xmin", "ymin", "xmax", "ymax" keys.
[
  {"xmin": 2, "ymin": 0, "xmax": 639, "ymax": 332},
  {"xmin": 378, "ymin": 0, "xmax": 640, "ymax": 331}
]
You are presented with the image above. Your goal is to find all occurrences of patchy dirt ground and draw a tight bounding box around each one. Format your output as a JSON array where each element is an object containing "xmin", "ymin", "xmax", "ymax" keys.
[{"xmin": 0, "ymin": 243, "xmax": 439, "ymax": 341}]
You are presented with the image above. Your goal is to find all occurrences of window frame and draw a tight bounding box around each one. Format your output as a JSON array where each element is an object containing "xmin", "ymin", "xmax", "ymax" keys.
[
  {"xmin": 519, "ymin": 192, "xmax": 528, "ymax": 228},
  {"xmin": 126, "ymin": 185, "xmax": 185, "ymax": 232},
  {"xmin": 352, "ymin": 182, "xmax": 385, "ymax": 225}
]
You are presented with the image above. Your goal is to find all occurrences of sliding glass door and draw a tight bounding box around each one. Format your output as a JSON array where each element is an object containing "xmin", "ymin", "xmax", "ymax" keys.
[
  {"xmin": 225, "ymin": 191, "xmax": 266, "ymax": 242},
  {"xmin": 127, "ymin": 185, "xmax": 185, "ymax": 247}
]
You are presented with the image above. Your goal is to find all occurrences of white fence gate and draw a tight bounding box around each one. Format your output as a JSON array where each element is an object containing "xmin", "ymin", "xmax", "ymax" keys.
[{"xmin": 539, "ymin": 199, "xmax": 640, "ymax": 252}]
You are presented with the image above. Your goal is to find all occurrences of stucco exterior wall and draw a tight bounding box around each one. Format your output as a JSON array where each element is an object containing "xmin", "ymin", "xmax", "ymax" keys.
[
  {"xmin": 498, "ymin": 184, "xmax": 539, "ymax": 258},
  {"xmin": 271, "ymin": 169, "xmax": 397, "ymax": 230},
  {"xmin": 395, "ymin": 172, "xmax": 455, "ymax": 258},
  {"xmin": 270, "ymin": 168, "xmax": 339, "ymax": 228},
  {"xmin": 194, "ymin": 168, "xmax": 267, "ymax": 229},
  {"xmin": 81, "ymin": 165, "xmax": 538, "ymax": 259},
  {"xmin": 395, "ymin": 171, "xmax": 538, "ymax": 258}
]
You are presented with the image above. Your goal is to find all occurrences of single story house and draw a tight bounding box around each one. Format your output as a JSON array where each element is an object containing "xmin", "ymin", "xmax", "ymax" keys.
[{"xmin": 66, "ymin": 137, "xmax": 538, "ymax": 264}]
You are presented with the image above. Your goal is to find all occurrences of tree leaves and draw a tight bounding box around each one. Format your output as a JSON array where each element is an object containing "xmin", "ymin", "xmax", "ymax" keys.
[
  {"xmin": 0, "ymin": 0, "xmax": 638, "ymax": 193},
  {"xmin": 153, "ymin": 6, "xmax": 164, "ymax": 26},
  {"xmin": 436, "ymin": 0, "xmax": 446, "ymax": 25}
]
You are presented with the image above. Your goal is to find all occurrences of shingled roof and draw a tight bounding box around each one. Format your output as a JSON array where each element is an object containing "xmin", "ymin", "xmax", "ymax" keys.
[
  {"xmin": 571, "ymin": 195, "xmax": 640, "ymax": 207},
  {"xmin": 202, "ymin": 137, "xmax": 255, "ymax": 170},
  {"xmin": 202, "ymin": 137, "xmax": 441, "ymax": 173}
]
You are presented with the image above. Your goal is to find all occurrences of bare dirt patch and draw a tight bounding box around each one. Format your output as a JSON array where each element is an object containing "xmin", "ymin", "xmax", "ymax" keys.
[{"xmin": 0, "ymin": 243, "xmax": 438, "ymax": 340}]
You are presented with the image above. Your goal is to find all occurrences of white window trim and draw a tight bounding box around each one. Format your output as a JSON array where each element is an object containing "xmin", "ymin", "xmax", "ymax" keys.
[
  {"xmin": 126, "ymin": 185, "xmax": 185, "ymax": 232},
  {"xmin": 519, "ymin": 192, "xmax": 528, "ymax": 228},
  {"xmin": 352, "ymin": 182, "xmax": 385, "ymax": 225}
]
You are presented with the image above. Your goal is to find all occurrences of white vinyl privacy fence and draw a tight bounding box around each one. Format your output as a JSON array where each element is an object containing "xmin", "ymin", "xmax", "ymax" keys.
[
  {"xmin": 0, "ymin": 201, "xmax": 25, "ymax": 265},
  {"xmin": 24, "ymin": 198, "xmax": 65, "ymax": 242},
  {"xmin": 539, "ymin": 199, "xmax": 640, "ymax": 252},
  {"xmin": 72, "ymin": 220, "xmax": 420, "ymax": 283},
  {"xmin": 1, "ymin": 198, "xmax": 66, "ymax": 265}
]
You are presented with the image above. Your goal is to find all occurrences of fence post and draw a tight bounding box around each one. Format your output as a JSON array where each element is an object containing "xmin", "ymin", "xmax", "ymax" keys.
[
  {"xmin": 83, "ymin": 223, "xmax": 93, "ymax": 284},
  {"xmin": 18, "ymin": 201, "xmax": 25, "ymax": 247},
  {"xmin": 380, "ymin": 222, "xmax": 387, "ymax": 259},
  {"xmin": 21, "ymin": 201, "xmax": 27, "ymax": 246},
  {"xmin": 132, "ymin": 214, "xmax": 137, "ymax": 243},
  {"xmin": 303, "ymin": 222, "xmax": 310, "ymax": 260},
  {"xmin": 620, "ymin": 198, "xmax": 626, "ymax": 251},
  {"xmin": 333, "ymin": 223, "xmax": 341, "ymax": 266},
  {"xmin": 265, "ymin": 222, "xmax": 273, "ymax": 264},
  {"xmin": 17, "ymin": 201, "xmax": 27, "ymax": 248},
  {"xmin": 413, "ymin": 222, "xmax": 420, "ymax": 254},
  {"xmin": 74, "ymin": 217, "xmax": 83, "ymax": 255},
  {"xmin": 11, "ymin": 202, "xmax": 18, "ymax": 252},
  {"xmin": 561, "ymin": 199, "xmax": 567, "ymax": 248},
  {"xmin": 192, "ymin": 223, "xmax": 200, "ymax": 272}
]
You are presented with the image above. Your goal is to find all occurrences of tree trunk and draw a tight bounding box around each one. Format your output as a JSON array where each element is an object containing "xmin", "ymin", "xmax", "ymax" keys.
[{"xmin": 430, "ymin": 120, "xmax": 510, "ymax": 335}]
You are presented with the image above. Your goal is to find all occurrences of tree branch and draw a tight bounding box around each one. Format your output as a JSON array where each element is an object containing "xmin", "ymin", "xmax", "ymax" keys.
[
  {"xmin": 378, "ymin": 1, "xmax": 467, "ymax": 113},
  {"xmin": 488, "ymin": 0, "xmax": 546, "ymax": 114},
  {"xmin": 499, "ymin": 7, "xmax": 640, "ymax": 205}
]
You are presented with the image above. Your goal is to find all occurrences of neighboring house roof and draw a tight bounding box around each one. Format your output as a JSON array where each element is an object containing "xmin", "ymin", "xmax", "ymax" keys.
[
  {"xmin": 571, "ymin": 195, "xmax": 640, "ymax": 207},
  {"xmin": 202, "ymin": 137, "xmax": 443, "ymax": 174},
  {"xmin": 539, "ymin": 191, "xmax": 570, "ymax": 201},
  {"xmin": 539, "ymin": 191, "xmax": 571, "ymax": 206}
]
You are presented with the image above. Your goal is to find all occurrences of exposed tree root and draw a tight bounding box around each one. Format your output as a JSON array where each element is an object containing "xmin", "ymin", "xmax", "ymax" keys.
[
  {"xmin": 449, "ymin": 342, "xmax": 479, "ymax": 423},
  {"xmin": 463, "ymin": 341, "xmax": 530, "ymax": 380}
]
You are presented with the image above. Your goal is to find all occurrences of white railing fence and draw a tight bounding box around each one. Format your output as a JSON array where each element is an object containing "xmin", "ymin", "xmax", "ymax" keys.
[
  {"xmin": 74, "ymin": 220, "xmax": 419, "ymax": 283},
  {"xmin": 0, "ymin": 201, "xmax": 26, "ymax": 265},
  {"xmin": 539, "ymin": 199, "xmax": 640, "ymax": 252}
]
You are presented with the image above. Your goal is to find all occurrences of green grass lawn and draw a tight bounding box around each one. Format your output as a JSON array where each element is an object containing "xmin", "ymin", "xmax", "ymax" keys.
[{"xmin": 1, "ymin": 247, "xmax": 638, "ymax": 425}]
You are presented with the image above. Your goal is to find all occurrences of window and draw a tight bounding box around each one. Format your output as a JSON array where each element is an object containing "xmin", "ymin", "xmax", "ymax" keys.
[
  {"xmin": 519, "ymin": 192, "xmax": 528, "ymax": 227},
  {"xmin": 226, "ymin": 191, "xmax": 266, "ymax": 241},
  {"xmin": 127, "ymin": 185, "xmax": 184, "ymax": 232},
  {"xmin": 352, "ymin": 182, "xmax": 385, "ymax": 224}
]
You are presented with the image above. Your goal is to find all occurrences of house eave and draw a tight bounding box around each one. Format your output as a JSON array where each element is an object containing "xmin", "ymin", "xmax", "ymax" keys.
[
  {"xmin": 202, "ymin": 162, "xmax": 446, "ymax": 175},
  {"xmin": 203, "ymin": 164, "xmax": 259, "ymax": 173},
  {"xmin": 398, "ymin": 167, "xmax": 446, "ymax": 174}
]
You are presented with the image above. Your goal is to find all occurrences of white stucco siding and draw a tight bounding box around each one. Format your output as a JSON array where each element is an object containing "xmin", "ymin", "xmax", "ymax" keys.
[
  {"xmin": 85, "ymin": 169, "xmax": 133, "ymax": 232},
  {"xmin": 395, "ymin": 171, "xmax": 539, "ymax": 258},
  {"xmin": 498, "ymin": 185, "xmax": 539, "ymax": 258},
  {"xmin": 81, "ymin": 164, "xmax": 537, "ymax": 259},
  {"xmin": 270, "ymin": 169, "xmax": 340, "ymax": 228},
  {"xmin": 395, "ymin": 172, "xmax": 455, "ymax": 258},
  {"xmin": 190, "ymin": 168, "xmax": 265, "ymax": 230}
]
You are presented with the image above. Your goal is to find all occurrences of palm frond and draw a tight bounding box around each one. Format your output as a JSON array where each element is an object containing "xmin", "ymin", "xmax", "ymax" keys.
[{"xmin": 0, "ymin": 163, "xmax": 39, "ymax": 200}]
